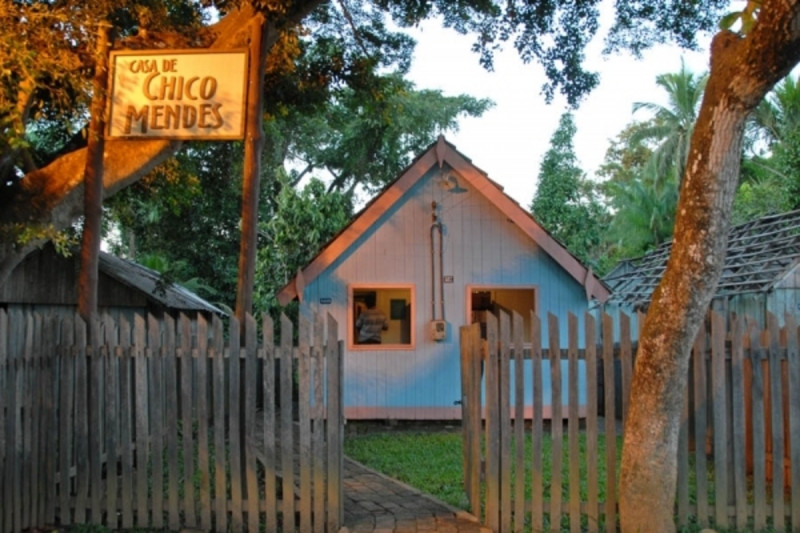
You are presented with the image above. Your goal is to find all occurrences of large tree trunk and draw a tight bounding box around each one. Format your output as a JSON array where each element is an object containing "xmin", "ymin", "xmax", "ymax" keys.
[
  {"xmin": 0, "ymin": 0, "xmax": 324, "ymax": 288},
  {"xmin": 619, "ymin": 2, "xmax": 800, "ymax": 532}
]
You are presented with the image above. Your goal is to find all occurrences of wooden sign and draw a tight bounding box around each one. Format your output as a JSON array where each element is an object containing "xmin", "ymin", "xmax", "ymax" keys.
[{"xmin": 107, "ymin": 49, "xmax": 248, "ymax": 140}]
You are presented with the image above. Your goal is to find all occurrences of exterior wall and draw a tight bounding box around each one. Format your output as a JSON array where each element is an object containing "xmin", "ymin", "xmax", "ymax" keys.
[{"xmin": 299, "ymin": 165, "xmax": 592, "ymax": 419}]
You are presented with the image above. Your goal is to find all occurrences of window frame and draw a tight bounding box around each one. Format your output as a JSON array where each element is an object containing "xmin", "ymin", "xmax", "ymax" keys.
[{"xmin": 348, "ymin": 283, "xmax": 416, "ymax": 351}]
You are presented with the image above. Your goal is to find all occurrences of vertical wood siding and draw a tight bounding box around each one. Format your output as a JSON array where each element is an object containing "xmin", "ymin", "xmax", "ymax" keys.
[{"xmin": 302, "ymin": 166, "xmax": 592, "ymax": 419}]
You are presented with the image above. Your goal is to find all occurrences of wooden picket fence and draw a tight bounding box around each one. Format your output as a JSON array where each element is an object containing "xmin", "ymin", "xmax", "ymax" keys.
[
  {"xmin": 461, "ymin": 310, "xmax": 800, "ymax": 532},
  {"xmin": 0, "ymin": 308, "xmax": 344, "ymax": 533}
]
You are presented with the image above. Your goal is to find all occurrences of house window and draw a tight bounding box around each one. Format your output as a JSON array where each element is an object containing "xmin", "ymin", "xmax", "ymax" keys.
[
  {"xmin": 469, "ymin": 287, "xmax": 537, "ymax": 343},
  {"xmin": 350, "ymin": 285, "xmax": 414, "ymax": 349}
]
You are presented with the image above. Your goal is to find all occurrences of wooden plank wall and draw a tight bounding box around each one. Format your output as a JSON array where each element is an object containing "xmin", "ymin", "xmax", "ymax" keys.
[
  {"xmin": 0, "ymin": 308, "xmax": 343, "ymax": 533},
  {"xmin": 461, "ymin": 309, "xmax": 800, "ymax": 532}
]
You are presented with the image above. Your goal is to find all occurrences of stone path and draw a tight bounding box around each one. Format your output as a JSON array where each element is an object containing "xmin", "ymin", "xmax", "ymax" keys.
[{"xmin": 341, "ymin": 457, "xmax": 491, "ymax": 533}]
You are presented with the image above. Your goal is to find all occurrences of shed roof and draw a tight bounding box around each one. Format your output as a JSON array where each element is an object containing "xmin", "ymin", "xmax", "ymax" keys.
[
  {"xmin": 603, "ymin": 209, "xmax": 800, "ymax": 309},
  {"xmin": 99, "ymin": 252, "xmax": 226, "ymax": 315},
  {"xmin": 277, "ymin": 135, "xmax": 610, "ymax": 305}
]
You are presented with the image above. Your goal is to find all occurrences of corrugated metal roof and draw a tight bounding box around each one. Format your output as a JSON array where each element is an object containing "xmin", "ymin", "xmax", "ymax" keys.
[
  {"xmin": 99, "ymin": 252, "xmax": 226, "ymax": 315},
  {"xmin": 603, "ymin": 209, "xmax": 800, "ymax": 309}
]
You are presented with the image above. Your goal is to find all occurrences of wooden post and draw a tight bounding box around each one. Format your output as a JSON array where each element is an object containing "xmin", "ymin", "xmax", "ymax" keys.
[
  {"xmin": 235, "ymin": 14, "xmax": 269, "ymax": 327},
  {"xmin": 78, "ymin": 23, "xmax": 111, "ymax": 322}
]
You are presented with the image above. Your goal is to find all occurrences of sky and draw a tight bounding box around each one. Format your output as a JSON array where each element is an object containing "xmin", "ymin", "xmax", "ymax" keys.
[{"xmin": 402, "ymin": 9, "xmax": 713, "ymax": 207}]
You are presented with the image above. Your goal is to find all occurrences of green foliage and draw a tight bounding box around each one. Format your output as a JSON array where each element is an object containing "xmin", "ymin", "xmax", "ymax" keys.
[
  {"xmin": 737, "ymin": 74, "xmax": 800, "ymax": 222},
  {"xmin": 254, "ymin": 175, "xmax": 353, "ymax": 316},
  {"xmin": 0, "ymin": 222, "xmax": 77, "ymax": 256},
  {"xmin": 106, "ymin": 142, "xmax": 242, "ymax": 307},
  {"xmin": 598, "ymin": 62, "xmax": 705, "ymax": 261},
  {"xmin": 530, "ymin": 112, "xmax": 608, "ymax": 272},
  {"xmin": 719, "ymin": 1, "xmax": 762, "ymax": 35},
  {"xmin": 289, "ymin": 74, "xmax": 493, "ymax": 195},
  {"xmin": 0, "ymin": 0, "xmax": 206, "ymax": 193},
  {"xmin": 630, "ymin": 59, "xmax": 708, "ymax": 187},
  {"xmin": 606, "ymin": 173, "xmax": 678, "ymax": 258}
]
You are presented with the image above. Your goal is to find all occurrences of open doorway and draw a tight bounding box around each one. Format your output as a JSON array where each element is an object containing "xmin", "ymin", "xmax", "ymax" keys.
[{"xmin": 468, "ymin": 287, "xmax": 537, "ymax": 343}]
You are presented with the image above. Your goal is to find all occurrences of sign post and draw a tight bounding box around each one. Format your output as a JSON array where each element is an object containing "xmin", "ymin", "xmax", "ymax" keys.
[{"xmin": 78, "ymin": 22, "xmax": 112, "ymax": 323}]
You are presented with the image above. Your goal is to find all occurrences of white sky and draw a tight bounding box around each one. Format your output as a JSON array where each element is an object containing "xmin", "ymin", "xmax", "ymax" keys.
[{"xmin": 403, "ymin": 10, "xmax": 713, "ymax": 207}]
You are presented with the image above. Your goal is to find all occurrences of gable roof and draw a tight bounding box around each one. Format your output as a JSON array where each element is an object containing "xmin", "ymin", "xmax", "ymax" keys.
[
  {"xmin": 603, "ymin": 209, "xmax": 800, "ymax": 310},
  {"xmin": 277, "ymin": 136, "xmax": 610, "ymax": 306}
]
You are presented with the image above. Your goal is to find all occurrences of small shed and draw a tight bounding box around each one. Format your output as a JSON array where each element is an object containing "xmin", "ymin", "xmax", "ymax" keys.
[
  {"xmin": 278, "ymin": 136, "xmax": 609, "ymax": 420},
  {"xmin": 602, "ymin": 209, "xmax": 800, "ymax": 332},
  {"xmin": 0, "ymin": 243, "xmax": 225, "ymax": 323}
]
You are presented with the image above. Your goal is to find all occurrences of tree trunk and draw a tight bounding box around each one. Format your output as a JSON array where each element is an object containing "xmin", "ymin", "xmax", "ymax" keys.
[{"xmin": 619, "ymin": 2, "xmax": 800, "ymax": 532}]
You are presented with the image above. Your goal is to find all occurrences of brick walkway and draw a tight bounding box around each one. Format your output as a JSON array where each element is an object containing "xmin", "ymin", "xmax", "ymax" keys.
[{"xmin": 341, "ymin": 458, "xmax": 491, "ymax": 533}]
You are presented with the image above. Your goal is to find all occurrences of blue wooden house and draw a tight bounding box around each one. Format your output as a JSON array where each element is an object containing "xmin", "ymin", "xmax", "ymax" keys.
[{"xmin": 278, "ymin": 136, "xmax": 609, "ymax": 420}]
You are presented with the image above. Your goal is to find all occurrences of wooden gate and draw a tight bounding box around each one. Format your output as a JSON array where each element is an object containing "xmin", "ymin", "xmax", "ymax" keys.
[
  {"xmin": 461, "ymin": 309, "xmax": 800, "ymax": 532},
  {"xmin": 0, "ymin": 309, "xmax": 344, "ymax": 533}
]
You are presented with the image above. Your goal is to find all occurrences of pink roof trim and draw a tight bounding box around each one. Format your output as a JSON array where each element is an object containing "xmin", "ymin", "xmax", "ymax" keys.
[{"xmin": 277, "ymin": 137, "xmax": 610, "ymax": 305}]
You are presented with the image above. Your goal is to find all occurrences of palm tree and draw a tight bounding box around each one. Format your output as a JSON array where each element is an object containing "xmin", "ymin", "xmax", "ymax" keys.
[
  {"xmin": 740, "ymin": 74, "xmax": 800, "ymax": 213},
  {"xmin": 749, "ymin": 74, "xmax": 800, "ymax": 146},
  {"xmin": 630, "ymin": 59, "xmax": 708, "ymax": 188},
  {"xmin": 606, "ymin": 173, "xmax": 678, "ymax": 257}
]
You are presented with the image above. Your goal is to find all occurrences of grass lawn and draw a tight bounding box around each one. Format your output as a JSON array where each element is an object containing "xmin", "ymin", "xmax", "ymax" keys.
[
  {"xmin": 344, "ymin": 423, "xmax": 786, "ymax": 533},
  {"xmin": 345, "ymin": 425, "xmax": 470, "ymax": 509}
]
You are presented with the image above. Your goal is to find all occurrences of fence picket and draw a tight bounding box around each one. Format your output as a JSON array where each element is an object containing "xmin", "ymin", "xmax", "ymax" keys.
[
  {"xmin": 530, "ymin": 312, "xmax": 544, "ymax": 532},
  {"xmin": 134, "ymin": 315, "xmax": 150, "ymax": 528},
  {"xmin": 750, "ymin": 324, "xmax": 767, "ymax": 530},
  {"xmin": 568, "ymin": 314, "xmax": 581, "ymax": 533},
  {"xmin": 73, "ymin": 319, "xmax": 89, "ymax": 525},
  {"xmin": 104, "ymin": 345, "xmax": 119, "ymax": 529},
  {"xmin": 786, "ymin": 313, "xmax": 800, "ymax": 531},
  {"xmin": 298, "ymin": 315, "xmax": 313, "ymax": 533},
  {"xmin": 711, "ymin": 311, "xmax": 730, "ymax": 529},
  {"xmin": 119, "ymin": 345, "xmax": 134, "ymax": 529},
  {"xmin": 499, "ymin": 311, "xmax": 512, "ymax": 533},
  {"xmin": 619, "ymin": 313, "xmax": 632, "ymax": 428},
  {"xmin": 23, "ymin": 313, "xmax": 36, "ymax": 529},
  {"xmin": 601, "ymin": 313, "xmax": 617, "ymax": 530},
  {"xmin": 280, "ymin": 314, "xmax": 295, "ymax": 532},
  {"xmin": 326, "ymin": 313, "xmax": 343, "ymax": 533},
  {"xmin": 459, "ymin": 322, "xmax": 481, "ymax": 515},
  {"xmin": 228, "ymin": 316, "xmax": 244, "ymax": 532},
  {"xmin": 57, "ymin": 329, "xmax": 74, "ymax": 527},
  {"xmin": 196, "ymin": 316, "xmax": 211, "ymax": 530},
  {"xmin": 262, "ymin": 314, "xmax": 278, "ymax": 533},
  {"xmin": 42, "ymin": 315, "xmax": 58, "ymax": 526},
  {"xmin": 180, "ymin": 314, "xmax": 197, "ymax": 529},
  {"xmin": 693, "ymin": 325, "xmax": 709, "ymax": 524},
  {"xmin": 0, "ymin": 309, "xmax": 7, "ymax": 532},
  {"xmin": 244, "ymin": 313, "xmax": 260, "ymax": 533},
  {"xmin": 677, "ymin": 344, "xmax": 690, "ymax": 527},
  {"xmin": 164, "ymin": 341, "xmax": 180, "ymax": 530},
  {"xmin": 212, "ymin": 342, "xmax": 227, "ymax": 531},
  {"xmin": 768, "ymin": 313, "xmax": 786, "ymax": 531},
  {"xmin": 730, "ymin": 316, "xmax": 748, "ymax": 530},
  {"xmin": 512, "ymin": 311, "xmax": 525, "ymax": 533},
  {"xmin": 583, "ymin": 313, "xmax": 599, "ymax": 533},
  {"xmin": 312, "ymin": 313, "xmax": 326, "ymax": 533},
  {"xmin": 484, "ymin": 312, "xmax": 500, "ymax": 531},
  {"xmin": 148, "ymin": 315, "xmax": 164, "ymax": 530},
  {"xmin": 548, "ymin": 313, "xmax": 563, "ymax": 531}
]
